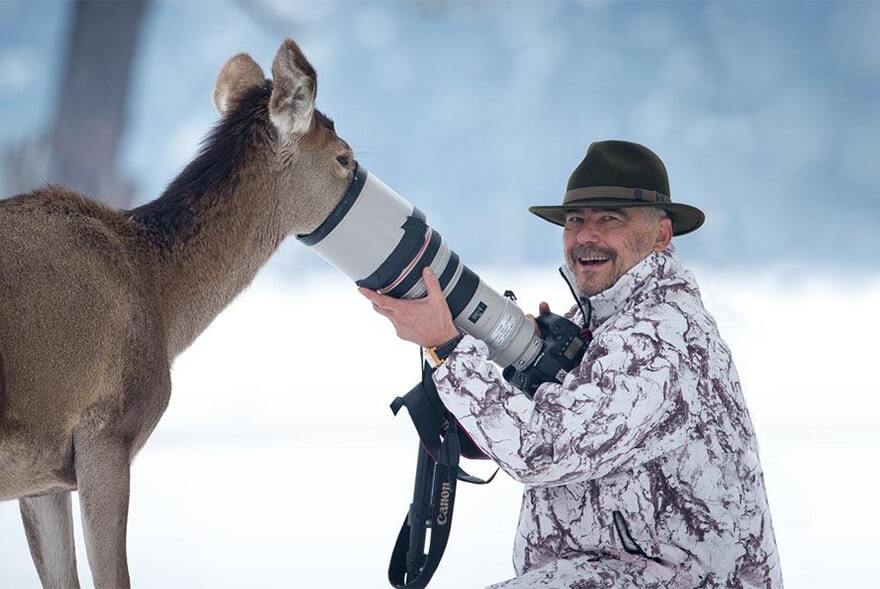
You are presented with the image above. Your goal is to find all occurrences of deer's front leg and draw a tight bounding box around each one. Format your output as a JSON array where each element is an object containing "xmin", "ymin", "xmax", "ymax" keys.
[
  {"xmin": 19, "ymin": 491, "xmax": 81, "ymax": 589},
  {"xmin": 74, "ymin": 434, "xmax": 131, "ymax": 589}
]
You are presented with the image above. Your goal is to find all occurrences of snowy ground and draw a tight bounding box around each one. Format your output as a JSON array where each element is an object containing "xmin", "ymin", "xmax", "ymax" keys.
[{"xmin": 1, "ymin": 264, "xmax": 878, "ymax": 588}]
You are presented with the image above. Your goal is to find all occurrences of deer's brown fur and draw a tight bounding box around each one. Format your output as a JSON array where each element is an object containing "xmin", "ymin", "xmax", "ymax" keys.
[{"xmin": 0, "ymin": 39, "xmax": 353, "ymax": 587}]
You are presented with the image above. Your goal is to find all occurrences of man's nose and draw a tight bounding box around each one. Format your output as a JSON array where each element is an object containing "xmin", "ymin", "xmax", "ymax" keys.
[{"xmin": 575, "ymin": 222, "xmax": 602, "ymax": 244}]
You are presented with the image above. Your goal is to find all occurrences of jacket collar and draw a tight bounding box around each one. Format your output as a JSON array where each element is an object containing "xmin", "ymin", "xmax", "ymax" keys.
[{"xmin": 572, "ymin": 244, "xmax": 688, "ymax": 330}]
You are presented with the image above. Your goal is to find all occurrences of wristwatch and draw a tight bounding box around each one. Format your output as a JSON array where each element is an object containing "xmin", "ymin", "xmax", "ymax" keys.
[{"xmin": 425, "ymin": 333, "xmax": 464, "ymax": 366}]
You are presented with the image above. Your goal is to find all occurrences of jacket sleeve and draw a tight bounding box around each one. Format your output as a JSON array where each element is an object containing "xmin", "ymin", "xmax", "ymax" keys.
[{"xmin": 432, "ymin": 304, "xmax": 695, "ymax": 487}]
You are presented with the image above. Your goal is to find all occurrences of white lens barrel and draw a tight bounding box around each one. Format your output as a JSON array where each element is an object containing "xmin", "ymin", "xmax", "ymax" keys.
[
  {"xmin": 305, "ymin": 171, "xmax": 414, "ymax": 280},
  {"xmin": 297, "ymin": 165, "xmax": 542, "ymax": 369}
]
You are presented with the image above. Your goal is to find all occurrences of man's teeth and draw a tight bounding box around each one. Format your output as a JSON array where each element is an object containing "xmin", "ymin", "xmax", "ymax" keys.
[{"xmin": 579, "ymin": 256, "xmax": 609, "ymax": 262}]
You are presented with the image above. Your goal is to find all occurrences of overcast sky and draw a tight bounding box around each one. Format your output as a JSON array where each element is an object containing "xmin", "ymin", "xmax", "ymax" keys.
[{"xmin": 1, "ymin": 0, "xmax": 877, "ymax": 273}]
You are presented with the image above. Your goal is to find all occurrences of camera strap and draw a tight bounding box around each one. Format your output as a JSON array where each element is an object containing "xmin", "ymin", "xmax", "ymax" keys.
[{"xmin": 388, "ymin": 362, "xmax": 495, "ymax": 588}]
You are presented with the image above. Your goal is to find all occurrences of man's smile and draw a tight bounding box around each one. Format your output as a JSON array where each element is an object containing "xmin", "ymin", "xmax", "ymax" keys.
[
  {"xmin": 570, "ymin": 245, "xmax": 616, "ymax": 272},
  {"xmin": 576, "ymin": 255, "xmax": 611, "ymax": 269}
]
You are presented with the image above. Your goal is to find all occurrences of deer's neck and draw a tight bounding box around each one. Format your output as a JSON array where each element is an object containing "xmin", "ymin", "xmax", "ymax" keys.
[
  {"xmin": 137, "ymin": 174, "xmax": 286, "ymax": 358},
  {"xmin": 129, "ymin": 86, "xmax": 295, "ymax": 358}
]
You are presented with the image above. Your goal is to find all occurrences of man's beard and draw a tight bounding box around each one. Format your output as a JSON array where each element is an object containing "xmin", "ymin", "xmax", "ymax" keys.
[{"xmin": 566, "ymin": 244, "xmax": 619, "ymax": 298}]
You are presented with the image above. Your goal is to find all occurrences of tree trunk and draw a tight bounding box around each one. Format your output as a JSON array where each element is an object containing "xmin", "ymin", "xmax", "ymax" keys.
[{"xmin": 3, "ymin": 0, "xmax": 148, "ymax": 208}]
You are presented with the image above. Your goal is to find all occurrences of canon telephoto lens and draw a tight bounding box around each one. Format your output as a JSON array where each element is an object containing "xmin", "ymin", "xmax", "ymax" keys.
[{"xmin": 297, "ymin": 164, "xmax": 543, "ymax": 372}]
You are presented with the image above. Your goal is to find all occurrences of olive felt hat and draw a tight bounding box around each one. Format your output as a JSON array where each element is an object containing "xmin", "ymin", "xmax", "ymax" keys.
[{"xmin": 529, "ymin": 140, "xmax": 705, "ymax": 236}]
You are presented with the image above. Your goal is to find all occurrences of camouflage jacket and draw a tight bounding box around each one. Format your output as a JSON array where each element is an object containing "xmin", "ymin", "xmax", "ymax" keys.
[{"xmin": 432, "ymin": 248, "xmax": 783, "ymax": 588}]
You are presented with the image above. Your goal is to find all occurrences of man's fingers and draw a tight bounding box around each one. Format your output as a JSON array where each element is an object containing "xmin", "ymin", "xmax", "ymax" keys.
[
  {"xmin": 538, "ymin": 301, "xmax": 551, "ymax": 315},
  {"xmin": 359, "ymin": 286, "xmax": 397, "ymax": 311},
  {"xmin": 423, "ymin": 267, "xmax": 443, "ymax": 298}
]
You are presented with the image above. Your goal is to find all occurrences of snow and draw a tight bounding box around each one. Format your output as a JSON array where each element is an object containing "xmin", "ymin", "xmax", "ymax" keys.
[{"xmin": 1, "ymin": 264, "xmax": 878, "ymax": 588}]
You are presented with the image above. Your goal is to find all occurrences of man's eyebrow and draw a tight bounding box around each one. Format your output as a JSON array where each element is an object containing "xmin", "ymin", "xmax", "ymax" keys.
[{"xmin": 565, "ymin": 207, "xmax": 628, "ymax": 217}]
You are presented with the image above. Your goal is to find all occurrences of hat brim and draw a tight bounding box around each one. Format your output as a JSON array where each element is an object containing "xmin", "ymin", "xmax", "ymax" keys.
[{"xmin": 529, "ymin": 199, "xmax": 705, "ymax": 237}]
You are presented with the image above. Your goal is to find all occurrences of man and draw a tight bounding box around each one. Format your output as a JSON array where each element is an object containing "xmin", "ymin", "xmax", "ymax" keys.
[{"xmin": 360, "ymin": 141, "xmax": 783, "ymax": 588}]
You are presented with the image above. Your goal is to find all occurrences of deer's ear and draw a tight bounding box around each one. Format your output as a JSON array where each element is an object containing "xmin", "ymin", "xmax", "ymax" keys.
[
  {"xmin": 269, "ymin": 38, "xmax": 317, "ymax": 137},
  {"xmin": 213, "ymin": 53, "xmax": 265, "ymax": 116}
]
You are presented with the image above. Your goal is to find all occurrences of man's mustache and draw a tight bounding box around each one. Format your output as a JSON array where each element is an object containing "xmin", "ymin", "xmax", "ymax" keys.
[{"xmin": 569, "ymin": 245, "xmax": 616, "ymax": 260}]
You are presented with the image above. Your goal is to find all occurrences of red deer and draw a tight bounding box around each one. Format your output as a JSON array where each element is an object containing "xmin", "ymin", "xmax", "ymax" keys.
[{"xmin": 0, "ymin": 38, "xmax": 353, "ymax": 588}]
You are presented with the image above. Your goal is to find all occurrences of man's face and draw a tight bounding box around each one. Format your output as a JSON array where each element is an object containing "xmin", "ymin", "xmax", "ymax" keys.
[{"xmin": 563, "ymin": 206, "xmax": 672, "ymax": 297}]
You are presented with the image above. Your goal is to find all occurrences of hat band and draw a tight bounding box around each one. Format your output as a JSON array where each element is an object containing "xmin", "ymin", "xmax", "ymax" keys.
[{"xmin": 563, "ymin": 185, "xmax": 671, "ymax": 205}]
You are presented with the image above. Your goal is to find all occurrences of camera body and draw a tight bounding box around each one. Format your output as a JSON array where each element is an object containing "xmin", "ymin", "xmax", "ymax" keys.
[{"xmin": 504, "ymin": 311, "xmax": 590, "ymax": 396}]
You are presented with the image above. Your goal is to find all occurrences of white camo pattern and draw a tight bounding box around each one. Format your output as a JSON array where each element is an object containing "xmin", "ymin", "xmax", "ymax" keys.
[{"xmin": 433, "ymin": 248, "xmax": 782, "ymax": 588}]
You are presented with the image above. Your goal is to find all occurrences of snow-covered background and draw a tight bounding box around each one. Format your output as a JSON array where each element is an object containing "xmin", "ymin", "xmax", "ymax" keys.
[
  {"xmin": 1, "ymin": 268, "xmax": 878, "ymax": 588},
  {"xmin": 1, "ymin": 1, "xmax": 879, "ymax": 587}
]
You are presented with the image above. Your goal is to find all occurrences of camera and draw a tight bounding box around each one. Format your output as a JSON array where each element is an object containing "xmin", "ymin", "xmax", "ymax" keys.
[{"xmin": 297, "ymin": 164, "xmax": 590, "ymax": 394}]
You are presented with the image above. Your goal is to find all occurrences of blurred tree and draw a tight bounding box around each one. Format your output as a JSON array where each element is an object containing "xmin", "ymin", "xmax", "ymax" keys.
[{"xmin": 2, "ymin": 0, "xmax": 148, "ymax": 208}]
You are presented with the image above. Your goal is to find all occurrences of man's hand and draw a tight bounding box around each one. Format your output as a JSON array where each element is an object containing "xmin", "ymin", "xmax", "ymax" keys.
[
  {"xmin": 358, "ymin": 267, "xmax": 459, "ymax": 348},
  {"xmin": 526, "ymin": 302, "xmax": 550, "ymax": 321}
]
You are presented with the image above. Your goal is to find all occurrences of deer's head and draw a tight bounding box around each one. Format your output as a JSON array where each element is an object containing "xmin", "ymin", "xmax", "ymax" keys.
[{"xmin": 212, "ymin": 38, "xmax": 355, "ymax": 236}]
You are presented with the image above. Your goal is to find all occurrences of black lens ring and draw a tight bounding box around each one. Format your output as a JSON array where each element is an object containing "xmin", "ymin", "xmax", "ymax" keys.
[
  {"xmin": 446, "ymin": 265, "xmax": 479, "ymax": 319},
  {"xmin": 386, "ymin": 229, "xmax": 443, "ymax": 299},
  {"xmin": 296, "ymin": 163, "xmax": 368, "ymax": 246},
  {"xmin": 356, "ymin": 209, "xmax": 428, "ymax": 291}
]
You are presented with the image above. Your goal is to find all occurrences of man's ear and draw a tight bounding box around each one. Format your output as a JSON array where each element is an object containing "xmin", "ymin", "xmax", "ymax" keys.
[
  {"xmin": 269, "ymin": 38, "xmax": 317, "ymax": 138},
  {"xmin": 654, "ymin": 216, "xmax": 673, "ymax": 251},
  {"xmin": 213, "ymin": 53, "xmax": 265, "ymax": 117}
]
